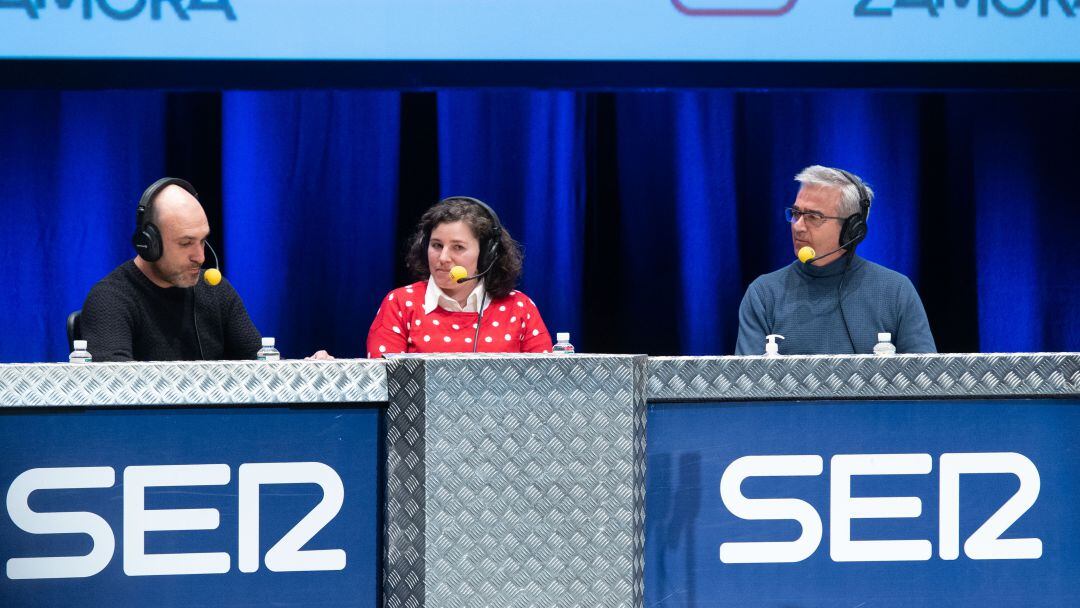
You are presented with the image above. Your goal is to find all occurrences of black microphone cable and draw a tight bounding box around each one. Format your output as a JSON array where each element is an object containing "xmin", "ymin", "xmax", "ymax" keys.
[
  {"xmin": 455, "ymin": 251, "xmax": 499, "ymax": 353},
  {"xmin": 837, "ymin": 252, "xmax": 856, "ymax": 354},
  {"xmin": 192, "ymin": 239, "xmax": 221, "ymax": 361},
  {"xmin": 471, "ymin": 291, "xmax": 489, "ymax": 354},
  {"xmin": 193, "ymin": 283, "xmax": 206, "ymax": 360}
]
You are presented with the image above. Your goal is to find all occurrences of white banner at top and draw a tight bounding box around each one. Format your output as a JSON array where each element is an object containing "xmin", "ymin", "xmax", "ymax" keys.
[{"xmin": 0, "ymin": 0, "xmax": 1077, "ymax": 61}]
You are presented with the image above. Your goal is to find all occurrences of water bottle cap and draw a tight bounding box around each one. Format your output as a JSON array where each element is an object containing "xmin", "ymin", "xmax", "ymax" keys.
[
  {"xmin": 73, "ymin": 340, "xmax": 87, "ymax": 350},
  {"xmin": 556, "ymin": 332, "xmax": 570, "ymax": 342},
  {"xmin": 877, "ymin": 333, "xmax": 892, "ymax": 342},
  {"xmin": 262, "ymin": 337, "xmax": 275, "ymax": 347}
]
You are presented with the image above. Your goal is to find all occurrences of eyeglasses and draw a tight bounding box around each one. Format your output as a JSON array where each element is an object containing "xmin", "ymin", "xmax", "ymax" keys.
[{"xmin": 784, "ymin": 207, "xmax": 847, "ymax": 228}]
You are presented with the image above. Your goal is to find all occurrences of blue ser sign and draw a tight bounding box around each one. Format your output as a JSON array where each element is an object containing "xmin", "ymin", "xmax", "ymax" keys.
[
  {"xmin": 645, "ymin": 399, "xmax": 1080, "ymax": 607},
  {"xmin": 0, "ymin": 406, "xmax": 380, "ymax": 607}
]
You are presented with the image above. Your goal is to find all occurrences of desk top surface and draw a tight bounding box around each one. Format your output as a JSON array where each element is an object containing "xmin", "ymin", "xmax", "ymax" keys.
[{"xmin": 1, "ymin": 353, "xmax": 1078, "ymax": 408}]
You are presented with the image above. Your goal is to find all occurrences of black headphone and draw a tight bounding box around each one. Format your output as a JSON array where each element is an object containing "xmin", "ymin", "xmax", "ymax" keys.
[
  {"xmin": 432, "ymin": 196, "xmax": 504, "ymax": 273},
  {"xmin": 132, "ymin": 177, "xmax": 199, "ymax": 263},
  {"xmin": 836, "ymin": 169, "xmax": 872, "ymax": 250}
]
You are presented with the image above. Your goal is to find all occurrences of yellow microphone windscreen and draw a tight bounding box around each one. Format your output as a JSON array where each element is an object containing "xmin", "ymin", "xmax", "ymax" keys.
[
  {"xmin": 797, "ymin": 246, "xmax": 816, "ymax": 264},
  {"xmin": 204, "ymin": 268, "xmax": 222, "ymax": 286},
  {"xmin": 449, "ymin": 266, "xmax": 468, "ymax": 282}
]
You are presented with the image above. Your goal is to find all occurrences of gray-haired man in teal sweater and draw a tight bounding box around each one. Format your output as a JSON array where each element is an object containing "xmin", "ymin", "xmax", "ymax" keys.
[{"xmin": 736, "ymin": 165, "xmax": 936, "ymax": 356}]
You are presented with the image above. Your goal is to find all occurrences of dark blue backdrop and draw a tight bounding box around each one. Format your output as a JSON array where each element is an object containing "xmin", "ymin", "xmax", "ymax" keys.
[{"xmin": 2, "ymin": 89, "xmax": 1078, "ymax": 362}]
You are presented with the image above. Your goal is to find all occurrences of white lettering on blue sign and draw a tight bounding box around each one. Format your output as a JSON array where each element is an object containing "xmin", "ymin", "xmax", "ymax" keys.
[
  {"xmin": 5, "ymin": 466, "xmax": 116, "ymax": 580},
  {"xmin": 719, "ymin": 452, "xmax": 1042, "ymax": 564},
  {"xmin": 5, "ymin": 462, "xmax": 345, "ymax": 580}
]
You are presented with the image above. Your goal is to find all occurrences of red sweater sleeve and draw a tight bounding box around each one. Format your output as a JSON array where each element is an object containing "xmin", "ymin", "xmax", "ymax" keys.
[
  {"xmin": 517, "ymin": 294, "xmax": 554, "ymax": 353},
  {"xmin": 366, "ymin": 290, "xmax": 408, "ymax": 357}
]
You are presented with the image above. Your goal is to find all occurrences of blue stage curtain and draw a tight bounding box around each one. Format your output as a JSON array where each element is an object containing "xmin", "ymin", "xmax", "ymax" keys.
[
  {"xmin": 221, "ymin": 91, "xmax": 401, "ymax": 359},
  {"xmin": 436, "ymin": 90, "xmax": 586, "ymax": 344},
  {"xmin": 599, "ymin": 91, "xmax": 926, "ymax": 354},
  {"xmin": 0, "ymin": 92, "xmax": 165, "ymax": 363},
  {"xmin": 942, "ymin": 92, "xmax": 1080, "ymax": 353},
  {"xmin": 609, "ymin": 91, "xmax": 743, "ymax": 355},
  {"xmin": 2, "ymin": 89, "xmax": 1079, "ymax": 362},
  {"xmin": 735, "ymin": 91, "xmax": 925, "ymax": 284}
]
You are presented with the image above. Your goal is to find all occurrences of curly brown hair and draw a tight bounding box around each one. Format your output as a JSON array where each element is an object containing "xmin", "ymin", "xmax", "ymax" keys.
[{"xmin": 404, "ymin": 197, "xmax": 524, "ymax": 298}]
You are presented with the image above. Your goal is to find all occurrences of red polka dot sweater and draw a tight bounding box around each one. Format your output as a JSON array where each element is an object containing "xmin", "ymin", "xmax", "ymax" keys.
[{"xmin": 366, "ymin": 281, "xmax": 553, "ymax": 357}]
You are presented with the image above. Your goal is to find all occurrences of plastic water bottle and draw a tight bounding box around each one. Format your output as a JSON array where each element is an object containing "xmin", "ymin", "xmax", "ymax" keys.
[
  {"xmin": 69, "ymin": 339, "xmax": 92, "ymax": 364},
  {"xmin": 552, "ymin": 332, "xmax": 575, "ymax": 354},
  {"xmin": 257, "ymin": 337, "xmax": 281, "ymax": 361},
  {"xmin": 873, "ymin": 332, "xmax": 897, "ymax": 356}
]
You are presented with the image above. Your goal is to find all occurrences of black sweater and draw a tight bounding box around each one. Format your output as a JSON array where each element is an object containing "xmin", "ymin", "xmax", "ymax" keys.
[{"xmin": 80, "ymin": 260, "xmax": 262, "ymax": 362}]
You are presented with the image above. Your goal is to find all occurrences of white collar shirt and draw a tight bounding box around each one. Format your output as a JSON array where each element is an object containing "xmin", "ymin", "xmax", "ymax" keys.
[{"xmin": 423, "ymin": 275, "xmax": 489, "ymax": 314}]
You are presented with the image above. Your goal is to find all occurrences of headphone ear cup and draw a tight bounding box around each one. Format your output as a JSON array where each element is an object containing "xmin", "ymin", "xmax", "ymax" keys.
[
  {"xmin": 480, "ymin": 231, "xmax": 500, "ymax": 271},
  {"xmin": 133, "ymin": 222, "xmax": 163, "ymax": 262},
  {"xmin": 841, "ymin": 214, "xmax": 868, "ymax": 249}
]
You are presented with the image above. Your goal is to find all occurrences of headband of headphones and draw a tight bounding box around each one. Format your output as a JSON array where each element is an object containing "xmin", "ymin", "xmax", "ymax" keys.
[
  {"xmin": 136, "ymin": 177, "xmax": 198, "ymax": 229},
  {"xmin": 835, "ymin": 169, "xmax": 871, "ymax": 216},
  {"xmin": 438, "ymin": 195, "xmax": 503, "ymax": 238},
  {"xmin": 132, "ymin": 177, "xmax": 199, "ymax": 262}
]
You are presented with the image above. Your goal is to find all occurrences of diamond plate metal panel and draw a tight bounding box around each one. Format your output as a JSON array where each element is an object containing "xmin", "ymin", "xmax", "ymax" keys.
[
  {"xmin": 0, "ymin": 360, "xmax": 388, "ymax": 407},
  {"xmin": 630, "ymin": 355, "xmax": 646, "ymax": 608},
  {"xmin": 384, "ymin": 354, "xmax": 646, "ymax": 608},
  {"xmin": 385, "ymin": 357, "xmax": 428, "ymax": 608},
  {"xmin": 647, "ymin": 353, "xmax": 1080, "ymax": 402}
]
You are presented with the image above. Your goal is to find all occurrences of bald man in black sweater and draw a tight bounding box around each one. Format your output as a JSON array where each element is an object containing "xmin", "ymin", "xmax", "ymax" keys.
[{"xmin": 80, "ymin": 178, "xmax": 261, "ymax": 362}]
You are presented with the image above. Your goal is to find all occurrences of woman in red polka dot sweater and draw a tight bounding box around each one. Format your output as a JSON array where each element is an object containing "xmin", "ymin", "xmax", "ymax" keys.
[{"xmin": 366, "ymin": 197, "xmax": 553, "ymax": 357}]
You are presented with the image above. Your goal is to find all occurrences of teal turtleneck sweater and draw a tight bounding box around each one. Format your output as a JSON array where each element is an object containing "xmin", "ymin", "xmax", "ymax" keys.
[{"xmin": 735, "ymin": 254, "xmax": 936, "ymax": 355}]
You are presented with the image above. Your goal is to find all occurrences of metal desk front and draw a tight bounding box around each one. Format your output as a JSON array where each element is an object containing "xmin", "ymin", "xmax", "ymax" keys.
[{"xmin": 2, "ymin": 353, "xmax": 1078, "ymax": 607}]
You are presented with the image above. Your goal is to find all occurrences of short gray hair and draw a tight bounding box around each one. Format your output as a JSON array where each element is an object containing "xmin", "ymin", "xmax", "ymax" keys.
[{"xmin": 794, "ymin": 165, "xmax": 873, "ymax": 218}]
